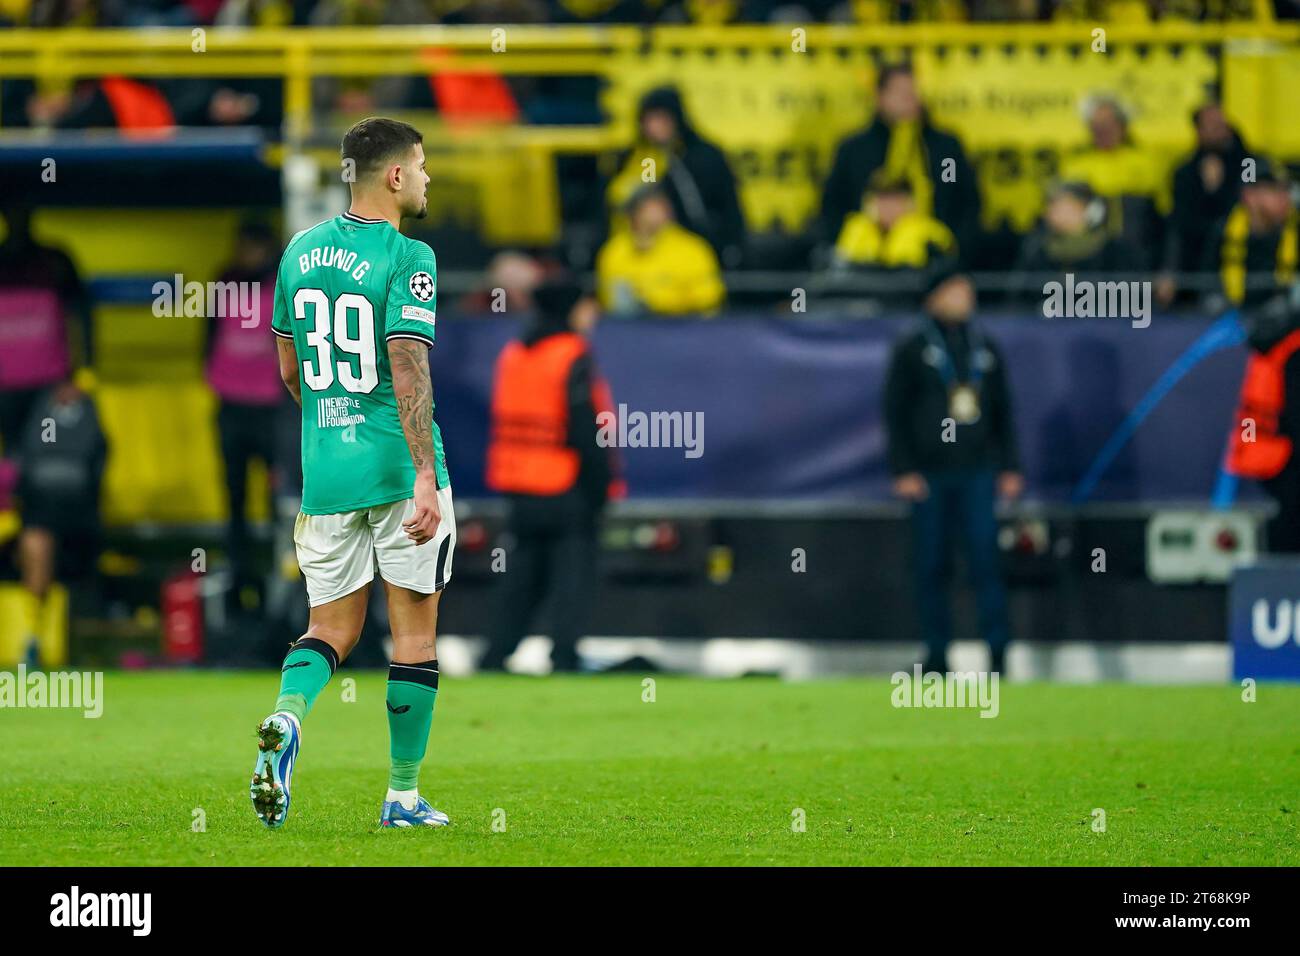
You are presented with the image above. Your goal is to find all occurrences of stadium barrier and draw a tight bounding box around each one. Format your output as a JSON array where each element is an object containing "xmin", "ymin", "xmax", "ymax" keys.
[
  {"xmin": 432, "ymin": 312, "xmax": 1248, "ymax": 502},
  {"xmin": 42, "ymin": 311, "xmax": 1256, "ymax": 527}
]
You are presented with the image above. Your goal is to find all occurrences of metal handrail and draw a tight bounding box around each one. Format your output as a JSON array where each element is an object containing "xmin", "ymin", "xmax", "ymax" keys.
[{"xmin": 3, "ymin": 22, "xmax": 1300, "ymax": 142}]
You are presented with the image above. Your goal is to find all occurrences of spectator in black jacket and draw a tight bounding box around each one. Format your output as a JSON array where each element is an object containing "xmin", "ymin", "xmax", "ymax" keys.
[
  {"xmin": 820, "ymin": 63, "xmax": 981, "ymax": 262},
  {"xmin": 884, "ymin": 264, "xmax": 1021, "ymax": 675},
  {"xmin": 1202, "ymin": 156, "xmax": 1297, "ymax": 312},
  {"xmin": 1157, "ymin": 103, "xmax": 1250, "ymax": 307},
  {"xmin": 606, "ymin": 86, "xmax": 747, "ymax": 267}
]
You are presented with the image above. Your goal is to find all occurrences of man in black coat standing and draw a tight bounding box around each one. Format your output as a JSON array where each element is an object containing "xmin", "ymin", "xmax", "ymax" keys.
[
  {"xmin": 884, "ymin": 264, "xmax": 1022, "ymax": 675},
  {"xmin": 820, "ymin": 64, "xmax": 981, "ymax": 261}
]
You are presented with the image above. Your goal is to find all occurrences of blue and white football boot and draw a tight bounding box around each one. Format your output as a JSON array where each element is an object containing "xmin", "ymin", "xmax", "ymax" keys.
[
  {"xmin": 379, "ymin": 796, "xmax": 450, "ymax": 828},
  {"xmin": 250, "ymin": 712, "xmax": 300, "ymax": 829}
]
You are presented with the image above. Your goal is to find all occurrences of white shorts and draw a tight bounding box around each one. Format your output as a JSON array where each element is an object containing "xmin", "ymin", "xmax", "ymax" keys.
[{"xmin": 293, "ymin": 487, "xmax": 456, "ymax": 607}]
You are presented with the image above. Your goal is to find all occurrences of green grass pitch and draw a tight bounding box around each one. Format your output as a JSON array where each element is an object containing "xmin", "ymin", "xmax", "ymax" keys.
[{"xmin": 2, "ymin": 671, "xmax": 1298, "ymax": 866}]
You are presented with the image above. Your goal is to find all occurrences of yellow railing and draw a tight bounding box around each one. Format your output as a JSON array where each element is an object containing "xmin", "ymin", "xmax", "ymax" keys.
[
  {"xmin": 0, "ymin": 26, "xmax": 641, "ymax": 140},
  {"xmin": 3, "ymin": 23, "xmax": 1300, "ymax": 140}
]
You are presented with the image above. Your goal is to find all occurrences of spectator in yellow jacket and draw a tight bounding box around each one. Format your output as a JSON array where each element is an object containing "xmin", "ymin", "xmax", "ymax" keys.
[
  {"xmin": 596, "ymin": 186, "xmax": 725, "ymax": 317},
  {"xmin": 1057, "ymin": 96, "xmax": 1168, "ymax": 255},
  {"xmin": 833, "ymin": 179, "xmax": 957, "ymax": 269},
  {"xmin": 1059, "ymin": 98, "xmax": 1167, "ymax": 205},
  {"xmin": 826, "ymin": 179, "xmax": 957, "ymax": 306}
]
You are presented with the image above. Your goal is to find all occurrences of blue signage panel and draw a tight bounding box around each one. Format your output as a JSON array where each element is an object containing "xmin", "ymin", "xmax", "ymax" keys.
[{"xmin": 1230, "ymin": 560, "xmax": 1300, "ymax": 681}]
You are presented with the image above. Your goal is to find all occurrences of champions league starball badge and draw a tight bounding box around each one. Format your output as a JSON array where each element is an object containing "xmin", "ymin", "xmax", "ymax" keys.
[{"xmin": 409, "ymin": 271, "xmax": 435, "ymax": 302}]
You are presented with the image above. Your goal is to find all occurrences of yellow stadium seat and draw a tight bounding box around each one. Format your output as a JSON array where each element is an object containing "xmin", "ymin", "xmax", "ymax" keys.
[
  {"xmin": 91, "ymin": 304, "xmax": 206, "ymax": 383},
  {"xmin": 96, "ymin": 382, "xmax": 226, "ymax": 525},
  {"xmin": 0, "ymin": 584, "xmax": 68, "ymax": 669}
]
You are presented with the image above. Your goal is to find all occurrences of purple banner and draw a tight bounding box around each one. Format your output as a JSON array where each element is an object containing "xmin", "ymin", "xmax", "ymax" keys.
[{"xmin": 431, "ymin": 314, "xmax": 1246, "ymax": 502}]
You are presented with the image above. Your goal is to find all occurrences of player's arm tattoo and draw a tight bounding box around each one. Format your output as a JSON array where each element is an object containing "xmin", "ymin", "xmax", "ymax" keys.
[
  {"xmin": 388, "ymin": 338, "xmax": 436, "ymax": 475},
  {"xmin": 276, "ymin": 336, "xmax": 302, "ymax": 408}
]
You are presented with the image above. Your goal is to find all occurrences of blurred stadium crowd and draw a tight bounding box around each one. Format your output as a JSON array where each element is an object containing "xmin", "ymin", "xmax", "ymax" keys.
[{"xmin": 4, "ymin": 42, "xmax": 1299, "ymax": 316}]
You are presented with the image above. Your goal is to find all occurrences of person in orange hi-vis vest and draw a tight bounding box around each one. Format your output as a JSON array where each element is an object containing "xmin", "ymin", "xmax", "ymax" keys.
[
  {"xmin": 1225, "ymin": 292, "xmax": 1300, "ymax": 552},
  {"xmin": 481, "ymin": 280, "xmax": 624, "ymax": 672}
]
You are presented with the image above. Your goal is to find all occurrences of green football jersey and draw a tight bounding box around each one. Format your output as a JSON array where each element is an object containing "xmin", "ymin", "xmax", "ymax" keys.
[{"xmin": 271, "ymin": 212, "xmax": 448, "ymax": 515}]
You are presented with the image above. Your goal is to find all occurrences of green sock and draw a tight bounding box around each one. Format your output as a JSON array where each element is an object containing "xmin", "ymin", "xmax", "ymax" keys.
[
  {"xmin": 274, "ymin": 638, "xmax": 339, "ymax": 724},
  {"xmin": 386, "ymin": 659, "xmax": 439, "ymax": 791}
]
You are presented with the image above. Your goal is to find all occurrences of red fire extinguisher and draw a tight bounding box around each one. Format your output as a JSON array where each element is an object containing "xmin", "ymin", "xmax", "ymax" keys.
[{"xmin": 161, "ymin": 571, "xmax": 204, "ymax": 664}]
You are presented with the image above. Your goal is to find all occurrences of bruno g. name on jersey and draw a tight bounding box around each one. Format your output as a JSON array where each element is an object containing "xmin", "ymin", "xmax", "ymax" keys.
[{"xmin": 297, "ymin": 244, "xmax": 372, "ymax": 282}]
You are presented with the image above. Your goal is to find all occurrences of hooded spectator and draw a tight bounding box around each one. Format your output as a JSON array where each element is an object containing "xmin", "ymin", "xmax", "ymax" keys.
[{"xmin": 606, "ymin": 85, "xmax": 747, "ymax": 266}]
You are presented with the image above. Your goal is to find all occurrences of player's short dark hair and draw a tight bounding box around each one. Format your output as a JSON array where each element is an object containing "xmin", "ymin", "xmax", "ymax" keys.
[{"xmin": 341, "ymin": 117, "xmax": 423, "ymax": 179}]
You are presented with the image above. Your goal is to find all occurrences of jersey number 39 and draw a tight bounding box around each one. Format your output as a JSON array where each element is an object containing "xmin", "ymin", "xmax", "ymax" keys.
[{"xmin": 293, "ymin": 288, "xmax": 379, "ymax": 394}]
